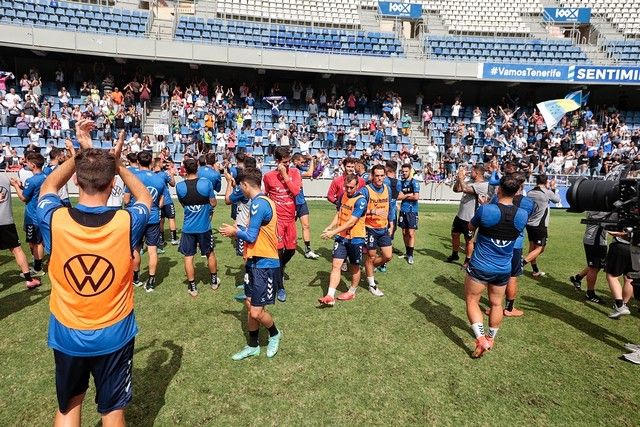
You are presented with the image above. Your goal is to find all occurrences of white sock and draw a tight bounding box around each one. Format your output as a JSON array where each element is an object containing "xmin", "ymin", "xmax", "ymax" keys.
[
  {"xmin": 348, "ymin": 286, "xmax": 358, "ymax": 294},
  {"xmin": 471, "ymin": 323, "xmax": 485, "ymax": 339},
  {"xmin": 488, "ymin": 327, "xmax": 499, "ymax": 339},
  {"xmin": 367, "ymin": 276, "xmax": 376, "ymax": 287},
  {"xmin": 327, "ymin": 288, "xmax": 336, "ymax": 297}
]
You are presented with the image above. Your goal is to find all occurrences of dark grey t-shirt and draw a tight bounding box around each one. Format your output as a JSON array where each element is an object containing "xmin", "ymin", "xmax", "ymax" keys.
[{"xmin": 456, "ymin": 181, "xmax": 489, "ymax": 221}]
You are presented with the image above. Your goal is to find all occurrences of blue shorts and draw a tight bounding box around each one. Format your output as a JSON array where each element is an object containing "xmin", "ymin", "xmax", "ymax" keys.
[
  {"xmin": 24, "ymin": 224, "xmax": 43, "ymax": 244},
  {"xmin": 466, "ymin": 264, "xmax": 510, "ymax": 286},
  {"xmin": 295, "ymin": 202, "xmax": 309, "ymax": 219},
  {"xmin": 161, "ymin": 203, "xmax": 176, "ymax": 219},
  {"xmin": 235, "ymin": 238, "xmax": 245, "ymax": 257},
  {"xmin": 511, "ymin": 248, "xmax": 523, "ymax": 277},
  {"xmin": 398, "ymin": 211, "xmax": 418, "ymax": 230},
  {"xmin": 178, "ymin": 231, "xmax": 214, "ymax": 257},
  {"xmin": 246, "ymin": 265, "xmax": 282, "ymax": 307},
  {"xmin": 54, "ymin": 338, "xmax": 134, "ymax": 414},
  {"xmin": 141, "ymin": 223, "xmax": 161, "ymax": 247},
  {"xmin": 333, "ymin": 239, "xmax": 364, "ymax": 265},
  {"xmin": 366, "ymin": 227, "xmax": 392, "ymax": 250}
]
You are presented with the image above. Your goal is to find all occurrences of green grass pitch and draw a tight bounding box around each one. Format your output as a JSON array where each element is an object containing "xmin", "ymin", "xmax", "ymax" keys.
[{"xmin": 1, "ymin": 201, "xmax": 639, "ymax": 426}]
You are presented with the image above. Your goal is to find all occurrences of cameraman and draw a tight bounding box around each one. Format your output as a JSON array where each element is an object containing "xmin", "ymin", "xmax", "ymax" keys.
[
  {"xmin": 569, "ymin": 212, "xmax": 608, "ymax": 303},
  {"xmin": 605, "ymin": 229, "xmax": 635, "ymax": 319}
]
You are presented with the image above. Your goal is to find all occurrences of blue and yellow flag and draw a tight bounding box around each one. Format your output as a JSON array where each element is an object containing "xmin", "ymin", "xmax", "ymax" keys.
[{"xmin": 536, "ymin": 91, "xmax": 582, "ymax": 129}]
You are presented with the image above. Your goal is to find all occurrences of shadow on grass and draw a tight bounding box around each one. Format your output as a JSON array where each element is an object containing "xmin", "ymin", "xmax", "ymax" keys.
[
  {"xmin": 154, "ymin": 255, "xmax": 178, "ymax": 289},
  {"xmin": 221, "ymin": 308, "xmax": 273, "ymax": 345},
  {"xmin": 306, "ymin": 270, "xmax": 331, "ymax": 295},
  {"xmin": 0, "ymin": 287, "xmax": 48, "ymax": 321},
  {"xmin": 410, "ymin": 292, "xmax": 472, "ymax": 356},
  {"xmin": 534, "ymin": 272, "xmax": 610, "ymax": 313},
  {"xmin": 312, "ymin": 246, "xmax": 334, "ymax": 263},
  {"xmin": 520, "ymin": 295, "xmax": 630, "ymax": 351},
  {"xmin": 433, "ymin": 274, "xmax": 490, "ymax": 308},
  {"xmin": 415, "ymin": 247, "xmax": 449, "ymax": 262},
  {"xmin": 127, "ymin": 340, "xmax": 183, "ymax": 427},
  {"xmin": 0, "ymin": 269, "xmax": 24, "ymax": 292}
]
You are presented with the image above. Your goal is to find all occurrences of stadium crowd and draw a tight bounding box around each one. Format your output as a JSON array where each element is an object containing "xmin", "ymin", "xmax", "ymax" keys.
[{"xmin": 2, "ymin": 65, "xmax": 640, "ymax": 183}]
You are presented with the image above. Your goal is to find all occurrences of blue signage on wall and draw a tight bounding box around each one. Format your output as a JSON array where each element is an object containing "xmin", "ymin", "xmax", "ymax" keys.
[
  {"xmin": 478, "ymin": 63, "xmax": 640, "ymax": 85},
  {"xmin": 543, "ymin": 7, "xmax": 591, "ymax": 24},
  {"xmin": 378, "ymin": 1, "xmax": 422, "ymax": 19}
]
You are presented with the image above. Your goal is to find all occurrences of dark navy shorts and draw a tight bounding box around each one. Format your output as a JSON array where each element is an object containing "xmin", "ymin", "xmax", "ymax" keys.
[
  {"xmin": 161, "ymin": 203, "xmax": 176, "ymax": 219},
  {"xmin": 333, "ymin": 239, "xmax": 364, "ymax": 265},
  {"xmin": 511, "ymin": 248, "xmax": 523, "ymax": 277},
  {"xmin": 54, "ymin": 338, "xmax": 134, "ymax": 414},
  {"xmin": 141, "ymin": 223, "xmax": 161, "ymax": 247},
  {"xmin": 466, "ymin": 264, "xmax": 510, "ymax": 286},
  {"xmin": 366, "ymin": 227, "xmax": 392, "ymax": 250},
  {"xmin": 24, "ymin": 224, "xmax": 43, "ymax": 244},
  {"xmin": 178, "ymin": 231, "xmax": 214, "ymax": 257},
  {"xmin": 451, "ymin": 216, "xmax": 474, "ymax": 239},
  {"xmin": 246, "ymin": 265, "xmax": 282, "ymax": 307},
  {"xmin": 398, "ymin": 211, "xmax": 418, "ymax": 230},
  {"xmin": 295, "ymin": 202, "xmax": 309, "ymax": 219}
]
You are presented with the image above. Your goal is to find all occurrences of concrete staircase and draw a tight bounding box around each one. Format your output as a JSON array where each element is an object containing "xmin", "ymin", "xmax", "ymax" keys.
[
  {"xmin": 402, "ymin": 38, "xmax": 425, "ymax": 59},
  {"xmin": 423, "ymin": 11, "xmax": 448, "ymax": 35},
  {"xmin": 580, "ymin": 43, "xmax": 614, "ymax": 65},
  {"xmin": 591, "ymin": 16, "xmax": 625, "ymax": 41},
  {"xmin": 142, "ymin": 98, "xmax": 165, "ymax": 137},
  {"xmin": 521, "ymin": 15, "xmax": 550, "ymax": 38},
  {"xmin": 148, "ymin": 5, "xmax": 176, "ymax": 40},
  {"xmin": 358, "ymin": 7, "xmax": 380, "ymax": 32}
]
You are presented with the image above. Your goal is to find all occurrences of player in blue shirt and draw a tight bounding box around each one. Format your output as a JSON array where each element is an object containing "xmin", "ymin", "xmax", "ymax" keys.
[
  {"xmin": 43, "ymin": 147, "xmax": 71, "ymax": 207},
  {"xmin": 176, "ymin": 158, "xmax": 218, "ymax": 296},
  {"xmin": 124, "ymin": 151, "xmax": 170, "ymax": 292},
  {"xmin": 197, "ymin": 152, "xmax": 222, "ymax": 194},
  {"xmin": 154, "ymin": 158, "xmax": 177, "ymax": 248},
  {"xmin": 220, "ymin": 167, "xmax": 282, "ymax": 361},
  {"xmin": 465, "ymin": 174, "xmax": 529, "ymax": 359},
  {"xmin": 397, "ymin": 163, "xmax": 420, "ymax": 265},
  {"xmin": 318, "ymin": 174, "xmax": 368, "ymax": 306},
  {"xmin": 486, "ymin": 172, "xmax": 536, "ymax": 318},
  {"xmin": 10, "ymin": 151, "xmax": 47, "ymax": 277},
  {"xmin": 292, "ymin": 153, "xmax": 320, "ymax": 260},
  {"xmin": 36, "ymin": 123, "xmax": 151, "ymax": 427}
]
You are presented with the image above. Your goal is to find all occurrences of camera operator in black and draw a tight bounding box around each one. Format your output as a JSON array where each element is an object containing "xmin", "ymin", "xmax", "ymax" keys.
[
  {"xmin": 605, "ymin": 229, "xmax": 635, "ymax": 319},
  {"xmin": 569, "ymin": 212, "xmax": 608, "ymax": 303}
]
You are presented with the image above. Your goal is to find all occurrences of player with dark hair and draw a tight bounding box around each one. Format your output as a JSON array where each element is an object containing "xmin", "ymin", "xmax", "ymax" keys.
[
  {"xmin": 36, "ymin": 120, "xmax": 151, "ymax": 426},
  {"xmin": 292, "ymin": 153, "xmax": 320, "ymax": 260},
  {"xmin": 357, "ymin": 164, "xmax": 392, "ymax": 298},
  {"xmin": 176, "ymin": 158, "xmax": 218, "ymax": 296},
  {"xmin": 449, "ymin": 164, "xmax": 489, "ymax": 265},
  {"xmin": 523, "ymin": 174, "xmax": 560, "ymax": 277},
  {"xmin": 377, "ymin": 160, "xmax": 401, "ymax": 273},
  {"xmin": 263, "ymin": 147, "xmax": 301, "ymax": 302},
  {"xmin": 197, "ymin": 152, "xmax": 222, "ymax": 194},
  {"xmin": 397, "ymin": 163, "xmax": 420, "ymax": 265},
  {"xmin": 10, "ymin": 151, "xmax": 47, "ymax": 277},
  {"xmin": 220, "ymin": 167, "xmax": 282, "ymax": 360},
  {"xmin": 326, "ymin": 157, "xmax": 365, "ymax": 206},
  {"xmin": 44, "ymin": 147, "xmax": 71, "ymax": 207},
  {"xmin": 464, "ymin": 174, "xmax": 528, "ymax": 358},
  {"xmin": 124, "ymin": 150, "xmax": 171, "ymax": 292},
  {"xmin": 318, "ymin": 174, "xmax": 367, "ymax": 305},
  {"xmin": 155, "ymin": 158, "xmax": 178, "ymax": 248}
]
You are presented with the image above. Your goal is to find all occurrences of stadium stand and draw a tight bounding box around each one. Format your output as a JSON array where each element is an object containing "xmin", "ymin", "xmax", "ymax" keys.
[
  {"xmin": 0, "ymin": 0, "xmax": 149, "ymax": 36},
  {"xmin": 561, "ymin": 0, "xmax": 640, "ymax": 37},
  {"xmin": 425, "ymin": 36, "xmax": 589, "ymax": 64},
  {"xmin": 175, "ymin": 17, "xmax": 404, "ymax": 57},
  {"xmin": 604, "ymin": 40, "xmax": 640, "ymax": 64},
  {"xmin": 216, "ymin": 0, "xmax": 360, "ymax": 27},
  {"xmin": 437, "ymin": 0, "xmax": 542, "ymax": 36}
]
